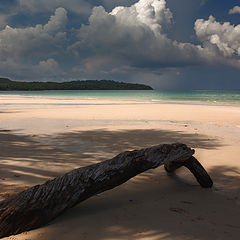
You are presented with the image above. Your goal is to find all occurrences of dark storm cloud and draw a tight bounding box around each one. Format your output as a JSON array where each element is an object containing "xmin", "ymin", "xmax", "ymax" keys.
[{"xmin": 0, "ymin": 0, "xmax": 240, "ymax": 89}]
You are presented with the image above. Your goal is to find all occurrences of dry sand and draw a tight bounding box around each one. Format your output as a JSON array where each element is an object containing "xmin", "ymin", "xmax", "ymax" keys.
[{"xmin": 0, "ymin": 95, "xmax": 240, "ymax": 240}]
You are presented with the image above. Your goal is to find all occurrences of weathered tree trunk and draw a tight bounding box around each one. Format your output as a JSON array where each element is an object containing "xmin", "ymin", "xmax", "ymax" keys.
[
  {"xmin": 164, "ymin": 156, "xmax": 213, "ymax": 188},
  {"xmin": 0, "ymin": 144, "xmax": 212, "ymax": 238}
]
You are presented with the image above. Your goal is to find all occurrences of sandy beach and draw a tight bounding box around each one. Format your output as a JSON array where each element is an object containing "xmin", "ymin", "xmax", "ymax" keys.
[{"xmin": 1, "ymin": 95, "xmax": 240, "ymax": 240}]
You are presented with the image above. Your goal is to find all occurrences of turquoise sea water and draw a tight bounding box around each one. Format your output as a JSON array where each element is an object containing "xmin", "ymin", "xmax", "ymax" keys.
[{"xmin": 1, "ymin": 90, "xmax": 240, "ymax": 105}]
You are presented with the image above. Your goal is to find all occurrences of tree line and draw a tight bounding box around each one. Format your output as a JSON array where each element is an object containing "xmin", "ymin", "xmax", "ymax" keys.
[{"xmin": 0, "ymin": 79, "xmax": 153, "ymax": 91}]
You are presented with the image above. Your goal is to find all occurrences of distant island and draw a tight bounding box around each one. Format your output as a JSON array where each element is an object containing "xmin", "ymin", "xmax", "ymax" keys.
[{"xmin": 0, "ymin": 78, "xmax": 153, "ymax": 91}]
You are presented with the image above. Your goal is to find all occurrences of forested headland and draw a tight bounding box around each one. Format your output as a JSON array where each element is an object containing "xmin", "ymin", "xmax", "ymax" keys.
[{"xmin": 0, "ymin": 78, "xmax": 153, "ymax": 91}]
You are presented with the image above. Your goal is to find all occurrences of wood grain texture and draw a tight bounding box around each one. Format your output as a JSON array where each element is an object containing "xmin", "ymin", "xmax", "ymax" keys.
[
  {"xmin": 0, "ymin": 143, "xmax": 211, "ymax": 238},
  {"xmin": 164, "ymin": 156, "xmax": 213, "ymax": 188}
]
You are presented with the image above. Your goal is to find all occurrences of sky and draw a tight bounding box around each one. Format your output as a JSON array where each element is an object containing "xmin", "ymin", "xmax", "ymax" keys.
[{"xmin": 0, "ymin": 0, "xmax": 240, "ymax": 90}]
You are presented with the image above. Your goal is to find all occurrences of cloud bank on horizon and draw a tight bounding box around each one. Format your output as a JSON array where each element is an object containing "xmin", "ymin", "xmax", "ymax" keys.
[{"xmin": 0, "ymin": 0, "xmax": 240, "ymax": 89}]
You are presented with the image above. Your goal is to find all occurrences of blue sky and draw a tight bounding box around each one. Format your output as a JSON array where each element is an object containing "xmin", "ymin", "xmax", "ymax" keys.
[{"xmin": 0, "ymin": 0, "xmax": 240, "ymax": 90}]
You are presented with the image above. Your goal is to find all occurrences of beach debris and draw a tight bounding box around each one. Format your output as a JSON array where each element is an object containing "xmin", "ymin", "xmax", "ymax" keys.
[
  {"xmin": 0, "ymin": 143, "xmax": 213, "ymax": 238},
  {"xmin": 164, "ymin": 155, "xmax": 213, "ymax": 188}
]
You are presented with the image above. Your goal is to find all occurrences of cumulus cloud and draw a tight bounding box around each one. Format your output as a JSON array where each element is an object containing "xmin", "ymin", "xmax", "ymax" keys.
[
  {"xmin": 195, "ymin": 16, "xmax": 240, "ymax": 65},
  {"xmin": 0, "ymin": 7, "xmax": 67, "ymax": 79},
  {"xmin": 43, "ymin": 7, "xmax": 67, "ymax": 34},
  {"xmin": 0, "ymin": 7, "xmax": 67, "ymax": 62},
  {"xmin": 1, "ymin": 0, "xmax": 240, "ymax": 86},
  {"xmin": 229, "ymin": 6, "xmax": 240, "ymax": 15},
  {"xmin": 110, "ymin": 0, "xmax": 173, "ymax": 33},
  {"xmin": 70, "ymin": 0, "xmax": 240, "ymax": 72},
  {"xmin": 71, "ymin": 0, "xmax": 203, "ymax": 70}
]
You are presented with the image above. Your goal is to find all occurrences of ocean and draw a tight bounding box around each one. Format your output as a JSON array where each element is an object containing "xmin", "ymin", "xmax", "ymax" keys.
[{"xmin": 1, "ymin": 90, "xmax": 240, "ymax": 105}]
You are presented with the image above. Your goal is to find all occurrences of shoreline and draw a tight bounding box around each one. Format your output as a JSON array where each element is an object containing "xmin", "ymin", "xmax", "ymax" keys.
[
  {"xmin": 1, "ymin": 96, "xmax": 240, "ymax": 135},
  {"xmin": 0, "ymin": 95, "xmax": 240, "ymax": 239},
  {"xmin": 1, "ymin": 91, "xmax": 240, "ymax": 107}
]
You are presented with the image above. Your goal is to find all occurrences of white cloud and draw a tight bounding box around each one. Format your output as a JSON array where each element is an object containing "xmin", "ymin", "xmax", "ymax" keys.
[
  {"xmin": 229, "ymin": 6, "xmax": 240, "ymax": 15},
  {"xmin": 69, "ymin": 0, "xmax": 240, "ymax": 77},
  {"xmin": 72, "ymin": 0, "xmax": 203, "ymax": 70},
  {"xmin": 0, "ymin": 7, "xmax": 67, "ymax": 62},
  {"xmin": 43, "ymin": 8, "xmax": 67, "ymax": 35},
  {"xmin": 110, "ymin": 0, "xmax": 173, "ymax": 34},
  {"xmin": 195, "ymin": 16, "xmax": 240, "ymax": 60},
  {"xmin": 1, "ymin": 0, "xmax": 240, "ymax": 85},
  {"xmin": 0, "ymin": 8, "xmax": 68, "ymax": 79}
]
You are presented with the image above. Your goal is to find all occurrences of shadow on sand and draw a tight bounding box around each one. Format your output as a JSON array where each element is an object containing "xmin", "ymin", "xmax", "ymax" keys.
[
  {"xmin": 29, "ymin": 165, "xmax": 240, "ymax": 240},
  {"xmin": 51, "ymin": 128, "xmax": 223, "ymax": 154},
  {"xmin": 1, "ymin": 129, "xmax": 239, "ymax": 239},
  {"xmin": 0, "ymin": 128, "xmax": 223, "ymax": 196}
]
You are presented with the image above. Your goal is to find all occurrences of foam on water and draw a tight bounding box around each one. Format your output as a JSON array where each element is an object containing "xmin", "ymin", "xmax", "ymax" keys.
[{"xmin": 1, "ymin": 90, "xmax": 240, "ymax": 105}]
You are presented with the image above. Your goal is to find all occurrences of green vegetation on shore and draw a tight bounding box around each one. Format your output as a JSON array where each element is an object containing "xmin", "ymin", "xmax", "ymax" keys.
[{"xmin": 0, "ymin": 78, "xmax": 153, "ymax": 91}]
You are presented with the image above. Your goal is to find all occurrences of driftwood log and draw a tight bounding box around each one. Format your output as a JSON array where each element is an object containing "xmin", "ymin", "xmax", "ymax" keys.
[{"xmin": 0, "ymin": 143, "xmax": 213, "ymax": 238}]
